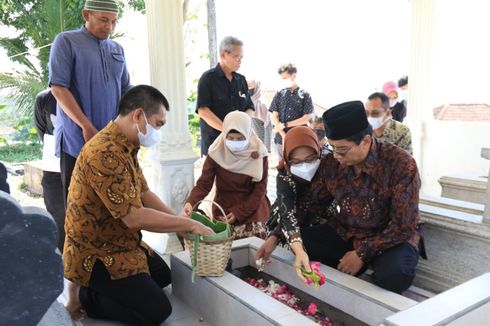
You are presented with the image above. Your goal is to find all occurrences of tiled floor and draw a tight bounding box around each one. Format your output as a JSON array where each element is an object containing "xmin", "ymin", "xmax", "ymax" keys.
[
  {"xmin": 55, "ymin": 276, "xmax": 212, "ymax": 326},
  {"xmin": 52, "ymin": 252, "xmax": 212, "ymax": 326}
]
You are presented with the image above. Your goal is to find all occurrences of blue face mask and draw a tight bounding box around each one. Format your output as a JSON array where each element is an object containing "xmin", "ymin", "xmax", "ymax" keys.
[{"xmin": 136, "ymin": 114, "xmax": 161, "ymax": 147}]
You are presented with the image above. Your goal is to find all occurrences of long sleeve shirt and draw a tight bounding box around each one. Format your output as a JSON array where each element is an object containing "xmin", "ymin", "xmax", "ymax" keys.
[
  {"xmin": 266, "ymin": 169, "xmax": 336, "ymax": 245},
  {"xmin": 186, "ymin": 156, "xmax": 270, "ymax": 224},
  {"xmin": 312, "ymin": 140, "xmax": 421, "ymax": 263}
]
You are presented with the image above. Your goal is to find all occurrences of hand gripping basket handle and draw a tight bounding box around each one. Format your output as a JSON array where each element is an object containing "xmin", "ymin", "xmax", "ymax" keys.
[{"xmin": 192, "ymin": 199, "xmax": 229, "ymax": 224}]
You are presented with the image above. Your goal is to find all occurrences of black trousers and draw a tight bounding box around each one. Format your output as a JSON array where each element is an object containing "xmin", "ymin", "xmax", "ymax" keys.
[
  {"xmin": 41, "ymin": 171, "xmax": 65, "ymax": 252},
  {"xmin": 79, "ymin": 252, "xmax": 172, "ymax": 326},
  {"xmin": 301, "ymin": 224, "xmax": 419, "ymax": 293},
  {"xmin": 60, "ymin": 151, "xmax": 77, "ymax": 209}
]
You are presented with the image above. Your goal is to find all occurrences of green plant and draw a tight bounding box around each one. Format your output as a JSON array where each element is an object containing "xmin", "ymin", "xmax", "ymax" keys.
[
  {"xmin": 13, "ymin": 117, "xmax": 39, "ymax": 142},
  {"xmin": 0, "ymin": 0, "xmax": 145, "ymax": 141},
  {"xmin": 188, "ymin": 112, "xmax": 201, "ymax": 153},
  {"xmin": 0, "ymin": 142, "xmax": 42, "ymax": 163},
  {"xmin": 18, "ymin": 182, "xmax": 28, "ymax": 192}
]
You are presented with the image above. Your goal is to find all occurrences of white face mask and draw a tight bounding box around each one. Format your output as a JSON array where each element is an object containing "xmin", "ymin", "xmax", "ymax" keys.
[
  {"xmin": 290, "ymin": 159, "xmax": 321, "ymax": 182},
  {"xmin": 280, "ymin": 78, "xmax": 294, "ymax": 89},
  {"xmin": 368, "ymin": 116, "xmax": 386, "ymax": 130},
  {"xmin": 137, "ymin": 114, "xmax": 161, "ymax": 148},
  {"xmin": 225, "ymin": 139, "xmax": 249, "ymax": 152},
  {"xmin": 389, "ymin": 98, "xmax": 398, "ymax": 107},
  {"xmin": 399, "ymin": 90, "xmax": 408, "ymax": 102}
]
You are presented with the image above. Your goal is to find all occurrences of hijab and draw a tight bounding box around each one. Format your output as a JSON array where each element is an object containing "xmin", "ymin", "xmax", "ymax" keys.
[
  {"xmin": 249, "ymin": 80, "xmax": 270, "ymax": 126},
  {"xmin": 278, "ymin": 126, "xmax": 320, "ymax": 172},
  {"xmin": 208, "ymin": 111, "xmax": 268, "ymax": 182}
]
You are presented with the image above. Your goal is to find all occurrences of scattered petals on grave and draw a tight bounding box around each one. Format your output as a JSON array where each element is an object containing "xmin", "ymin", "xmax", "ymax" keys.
[{"xmin": 245, "ymin": 277, "xmax": 333, "ymax": 326}]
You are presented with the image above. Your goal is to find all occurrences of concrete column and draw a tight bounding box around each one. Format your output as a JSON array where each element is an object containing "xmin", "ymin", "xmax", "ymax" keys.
[
  {"xmin": 482, "ymin": 148, "xmax": 490, "ymax": 224},
  {"xmin": 144, "ymin": 0, "xmax": 198, "ymax": 252},
  {"xmin": 406, "ymin": 0, "xmax": 438, "ymax": 180}
]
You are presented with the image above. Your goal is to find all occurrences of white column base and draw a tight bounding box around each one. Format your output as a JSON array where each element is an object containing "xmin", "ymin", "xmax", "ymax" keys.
[
  {"xmin": 152, "ymin": 156, "xmax": 198, "ymax": 215},
  {"xmin": 142, "ymin": 155, "xmax": 197, "ymax": 255}
]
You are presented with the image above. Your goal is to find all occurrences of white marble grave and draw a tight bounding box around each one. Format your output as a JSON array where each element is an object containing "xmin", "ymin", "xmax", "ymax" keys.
[{"xmin": 171, "ymin": 237, "xmax": 418, "ymax": 326}]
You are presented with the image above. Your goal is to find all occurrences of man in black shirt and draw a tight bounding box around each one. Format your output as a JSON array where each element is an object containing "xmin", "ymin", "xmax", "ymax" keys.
[
  {"xmin": 270, "ymin": 63, "xmax": 315, "ymax": 158},
  {"xmin": 34, "ymin": 89, "xmax": 65, "ymax": 252},
  {"xmin": 196, "ymin": 36, "xmax": 254, "ymax": 156}
]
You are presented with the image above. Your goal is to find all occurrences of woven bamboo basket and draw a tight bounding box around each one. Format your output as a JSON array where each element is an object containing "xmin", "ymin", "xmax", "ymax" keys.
[{"xmin": 184, "ymin": 199, "xmax": 234, "ymax": 277}]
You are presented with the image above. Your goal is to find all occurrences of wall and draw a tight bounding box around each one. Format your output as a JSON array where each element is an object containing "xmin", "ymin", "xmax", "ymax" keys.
[{"xmin": 418, "ymin": 120, "xmax": 490, "ymax": 196}]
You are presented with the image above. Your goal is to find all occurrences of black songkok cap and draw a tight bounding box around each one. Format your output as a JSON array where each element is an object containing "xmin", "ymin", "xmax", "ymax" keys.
[{"xmin": 322, "ymin": 101, "xmax": 369, "ymax": 140}]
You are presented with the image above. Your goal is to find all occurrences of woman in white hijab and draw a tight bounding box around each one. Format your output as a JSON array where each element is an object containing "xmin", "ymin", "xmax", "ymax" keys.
[{"xmin": 183, "ymin": 111, "xmax": 270, "ymax": 239}]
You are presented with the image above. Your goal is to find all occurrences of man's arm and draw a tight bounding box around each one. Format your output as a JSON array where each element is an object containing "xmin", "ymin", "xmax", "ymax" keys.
[
  {"xmin": 242, "ymin": 80, "xmax": 255, "ymax": 116},
  {"xmin": 141, "ymin": 190, "xmax": 175, "ymax": 215},
  {"xmin": 48, "ymin": 33, "xmax": 97, "ymax": 142},
  {"xmin": 286, "ymin": 91, "xmax": 315, "ymax": 127},
  {"xmin": 197, "ymin": 107, "xmax": 223, "ymax": 131},
  {"xmin": 286, "ymin": 113, "xmax": 314, "ymax": 127},
  {"xmin": 121, "ymin": 206, "xmax": 212, "ymax": 235},
  {"xmin": 195, "ymin": 72, "xmax": 224, "ymax": 131},
  {"xmin": 355, "ymin": 155, "xmax": 421, "ymax": 263},
  {"xmin": 271, "ymin": 111, "xmax": 286, "ymax": 139},
  {"xmin": 50, "ymin": 85, "xmax": 98, "ymax": 142}
]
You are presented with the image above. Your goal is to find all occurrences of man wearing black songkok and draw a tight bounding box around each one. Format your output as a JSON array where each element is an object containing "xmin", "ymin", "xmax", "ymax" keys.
[{"xmin": 290, "ymin": 100, "xmax": 424, "ymax": 293}]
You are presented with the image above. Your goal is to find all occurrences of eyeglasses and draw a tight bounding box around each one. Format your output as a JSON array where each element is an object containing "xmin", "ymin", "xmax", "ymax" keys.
[
  {"xmin": 327, "ymin": 143, "xmax": 356, "ymax": 156},
  {"xmin": 288, "ymin": 154, "xmax": 319, "ymax": 165},
  {"xmin": 226, "ymin": 52, "xmax": 243, "ymax": 61}
]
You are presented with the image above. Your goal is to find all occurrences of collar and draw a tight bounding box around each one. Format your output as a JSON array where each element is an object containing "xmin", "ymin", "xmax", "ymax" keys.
[
  {"xmin": 80, "ymin": 25, "xmax": 107, "ymax": 44},
  {"xmin": 215, "ymin": 63, "xmax": 236, "ymax": 80},
  {"xmin": 106, "ymin": 121, "xmax": 139, "ymax": 156},
  {"xmin": 281, "ymin": 86, "xmax": 302, "ymax": 94}
]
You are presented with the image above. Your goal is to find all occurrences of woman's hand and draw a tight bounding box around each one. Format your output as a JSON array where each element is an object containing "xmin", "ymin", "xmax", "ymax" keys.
[
  {"xmin": 255, "ymin": 236, "xmax": 278, "ymax": 270},
  {"xmin": 291, "ymin": 242, "xmax": 311, "ymax": 285},
  {"xmin": 225, "ymin": 212, "xmax": 236, "ymax": 224},
  {"xmin": 181, "ymin": 202, "xmax": 192, "ymax": 217}
]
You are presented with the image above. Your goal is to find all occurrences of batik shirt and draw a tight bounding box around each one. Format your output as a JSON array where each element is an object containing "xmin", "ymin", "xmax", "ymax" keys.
[
  {"xmin": 311, "ymin": 140, "xmax": 421, "ymax": 263},
  {"xmin": 63, "ymin": 121, "xmax": 150, "ymax": 286},
  {"xmin": 376, "ymin": 119, "xmax": 413, "ymax": 155},
  {"xmin": 266, "ymin": 169, "xmax": 336, "ymax": 246}
]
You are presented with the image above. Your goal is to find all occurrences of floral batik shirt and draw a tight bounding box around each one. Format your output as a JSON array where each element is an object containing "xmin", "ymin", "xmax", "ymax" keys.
[{"xmin": 63, "ymin": 121, "xmax": 151, "ymax": 286}]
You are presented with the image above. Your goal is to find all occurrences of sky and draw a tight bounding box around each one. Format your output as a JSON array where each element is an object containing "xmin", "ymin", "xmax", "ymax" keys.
[
  {"xmin": 1, "ymin": 0, "xmax": 490, "ymax": 109},
  {"xmin": 215, "ymin": 0, "xmax": 411, "ymax": 108},
  {"xmin": 213, "ymin": 0, "xmax": 490, "ymax": 108}
]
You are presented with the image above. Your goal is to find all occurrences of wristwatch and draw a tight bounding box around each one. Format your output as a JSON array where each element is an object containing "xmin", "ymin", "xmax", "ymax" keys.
[{"xmin": 284, "ymin": 121, "xmax": 288, "ymax": 128}]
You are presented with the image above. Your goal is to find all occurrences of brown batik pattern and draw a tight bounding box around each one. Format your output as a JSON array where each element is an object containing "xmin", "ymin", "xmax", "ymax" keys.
[
  {"xmin": 63, "ymin": 121, "xmax": 151, "ymax": 287},
  {"xmin": 266, "ymin": 170, "xmax": 336, "ymax": 246},
  {"xmin": 310, "ymin": 140, "xmax": 422, "ymax": 263}
]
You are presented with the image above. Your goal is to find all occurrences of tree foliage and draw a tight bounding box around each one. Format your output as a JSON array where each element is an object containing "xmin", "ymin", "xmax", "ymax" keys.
[
  {"xmin": 0, "ymin": 0, "xmax": 145, "ymax": 139},
  {"xmin": 0, "ymin": 0, "xmax": 86, "ymax": 84}
]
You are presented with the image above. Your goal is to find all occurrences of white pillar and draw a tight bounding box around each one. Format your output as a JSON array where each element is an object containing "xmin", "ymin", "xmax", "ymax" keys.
[
  {"xmin": 144, "ymin": 0, "xmax": 198, "ymax": 252},
  {"xmin": 406, "ymin": 0, "xmax": 437, "ymax": 183}
]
